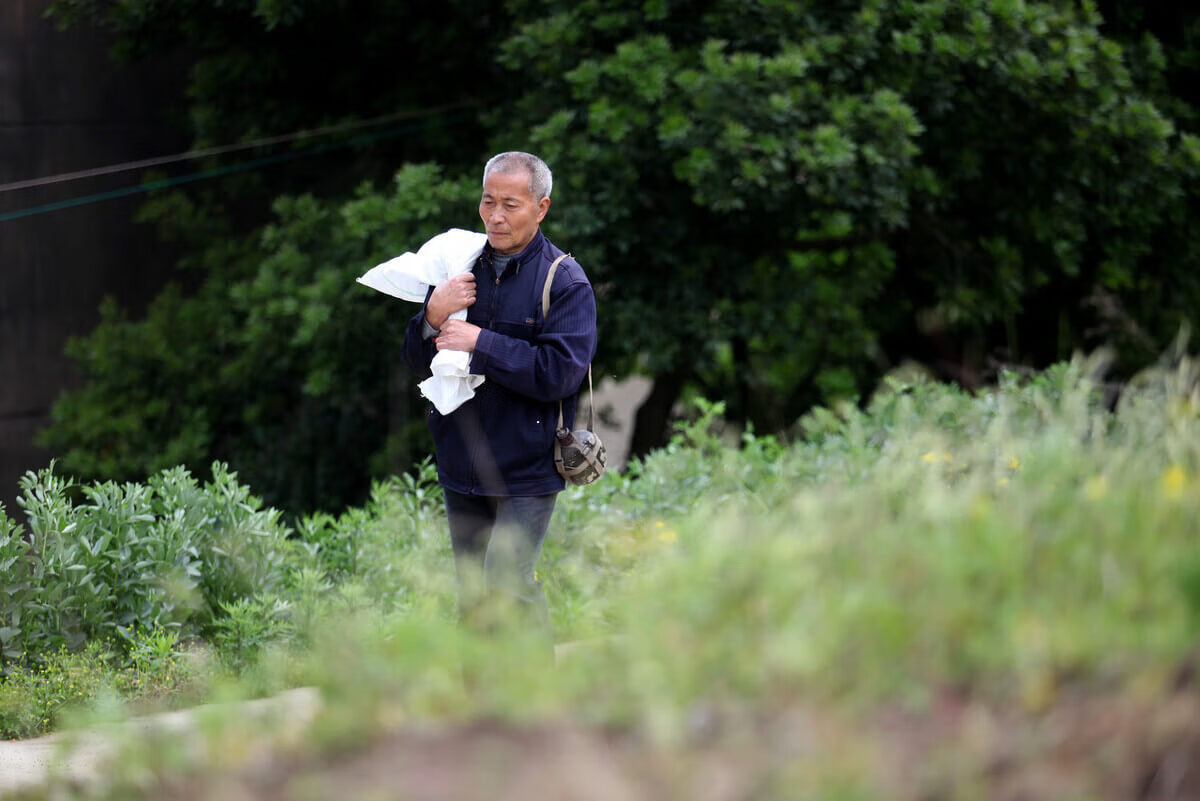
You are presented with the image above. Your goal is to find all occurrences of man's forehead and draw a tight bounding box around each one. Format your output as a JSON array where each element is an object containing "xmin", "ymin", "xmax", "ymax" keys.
[{"xmin": 483, "ymin": 169, "xmax": 533, "ymax": 198}]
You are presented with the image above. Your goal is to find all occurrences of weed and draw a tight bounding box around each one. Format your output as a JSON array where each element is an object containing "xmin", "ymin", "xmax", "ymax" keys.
[{"xmin": 0, "ymin": 641, "xmax": 115, "ymax": 738}]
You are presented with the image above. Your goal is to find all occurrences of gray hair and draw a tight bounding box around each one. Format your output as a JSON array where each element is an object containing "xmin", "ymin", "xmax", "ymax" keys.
[{"xmin": 483, "ymin": 151, "xmax": 553, "ymax": 202}]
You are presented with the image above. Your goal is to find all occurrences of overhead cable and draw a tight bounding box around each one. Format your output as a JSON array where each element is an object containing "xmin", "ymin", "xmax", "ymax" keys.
[
  {"xmin": 0, "ymin": 107, "xmax": 476, "ymax": 223},
  {"xmin": 0, "ymin": 101, "xmax": 477, "ymax": 195}
]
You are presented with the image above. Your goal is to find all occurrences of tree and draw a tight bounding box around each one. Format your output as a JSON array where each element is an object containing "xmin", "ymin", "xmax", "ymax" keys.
[
  {"xmin": 46, "ymin": 0, "xmax": 507, "ymax": 212},
  {"xmin": 40, "ymin": 165, "xmax": 478, "ymax": 514},
  {"xmin": 1095, "ymin": 1, "xmax": 1199, "ymax": 133},
  {"xmin": 497, "ymin": 0, "xmax": 1200, "ymax": 453},
  {"xmin": 39, "ymin": 0, "xmax": 509, "ymax": 513}
]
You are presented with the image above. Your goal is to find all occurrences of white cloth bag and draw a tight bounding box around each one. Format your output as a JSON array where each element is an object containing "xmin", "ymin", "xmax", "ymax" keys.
[{"xmin": 356, "ymin": 228, "xmax": 488, "ymax": 414}]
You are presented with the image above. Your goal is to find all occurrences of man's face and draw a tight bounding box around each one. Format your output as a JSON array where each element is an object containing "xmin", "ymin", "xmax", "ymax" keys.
[{"xmin": 479, "ymin": 168, "xmax": 550, "ymax": 255}]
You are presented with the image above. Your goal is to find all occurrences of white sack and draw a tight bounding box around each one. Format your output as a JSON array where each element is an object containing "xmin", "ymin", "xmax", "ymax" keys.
[{"xmin": 356, "ymin": 228, "xmax": 488, "ymax": 414}]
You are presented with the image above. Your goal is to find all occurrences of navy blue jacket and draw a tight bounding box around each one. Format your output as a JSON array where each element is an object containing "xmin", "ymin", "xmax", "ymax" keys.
[{"xmin": 402, "ymin": 230, "xmax": 597, "ymax": 496}]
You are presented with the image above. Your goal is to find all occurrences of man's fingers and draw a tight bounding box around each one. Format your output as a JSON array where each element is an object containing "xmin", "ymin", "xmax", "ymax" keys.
[{"xmin": 449, "ymin": 274, "xmax": 475, "ymax": 306}]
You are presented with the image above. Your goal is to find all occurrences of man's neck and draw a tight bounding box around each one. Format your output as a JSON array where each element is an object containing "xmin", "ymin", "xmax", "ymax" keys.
[{"xmin": 484, "ymin": 230, "xmax": 542, "ymax": 277}]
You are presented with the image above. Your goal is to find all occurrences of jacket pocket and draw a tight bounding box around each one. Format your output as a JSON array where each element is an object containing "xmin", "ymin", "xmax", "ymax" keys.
[{"xmin": 491, "ymin": 319, "xmax": 539, "ymax": 343}]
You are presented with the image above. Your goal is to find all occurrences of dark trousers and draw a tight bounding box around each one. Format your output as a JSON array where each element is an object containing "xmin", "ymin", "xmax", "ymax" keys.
[{"xmin": 443, "ymin": 489, "xmax": 558, "ymax": 640}]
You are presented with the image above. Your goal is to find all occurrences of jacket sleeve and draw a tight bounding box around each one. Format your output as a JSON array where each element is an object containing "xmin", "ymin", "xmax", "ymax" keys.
[
  {"xmin": 400, "ymin": 286, "xmax": 437, "ymax": 380},
  {"xmin": 470, "ymin": 274, "xmax": 597, "ymax": 403}
]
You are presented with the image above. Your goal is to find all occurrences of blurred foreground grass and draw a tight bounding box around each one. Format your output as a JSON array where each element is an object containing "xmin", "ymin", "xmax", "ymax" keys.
[{"xmin": 11, "ymin": 350, "xmax": 1200, "ymax": 799}]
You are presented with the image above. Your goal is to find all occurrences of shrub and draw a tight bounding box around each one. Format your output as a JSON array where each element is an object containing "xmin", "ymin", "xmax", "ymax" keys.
[
  {"xmin": 208, "ymin": 597, "xmax": 294, "ymax": 675},
  {"xmin": 0, "ymin": 503, "xmax": 31, "ymax": 671},
  {"xmin": 291, "ymin": 457, "xmax": 449, "ymax": 616},
  {"xmin": 1, "ymin": 462, "xmax": 290, "ymax": 666},
  {"xmin": 118, "ymin": 625, "xmax": 203, "ymax": 703}
]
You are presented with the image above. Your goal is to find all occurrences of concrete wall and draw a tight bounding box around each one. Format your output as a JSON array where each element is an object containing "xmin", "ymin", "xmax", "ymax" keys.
[{"xmin": 0, "ymin": 0, "xmax": 185, "ymax": 516}]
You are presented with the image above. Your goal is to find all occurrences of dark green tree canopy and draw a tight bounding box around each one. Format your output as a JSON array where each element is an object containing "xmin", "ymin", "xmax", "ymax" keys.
[
  {"xmin": 502, "ymin": 0, "xmax": 1199, "ymax": 426},
  {"xmin": 48, "ymin": 0, "xmax": 504, "ymax": 147},
  {"xmin": 40, "ymin": 0, "xmax": 1200, "ymax": 513},
  {"xmin": 41, "ymin": 166, "xmax": 478, "ymax": 513}
]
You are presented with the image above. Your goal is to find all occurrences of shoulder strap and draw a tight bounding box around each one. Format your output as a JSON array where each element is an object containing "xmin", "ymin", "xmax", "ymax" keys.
[
  {"xmin": 541, "ymin": 253, "xmax": 595, "ymax": 433},
  {"xmin": 542, "ymin": 253, "xmax": 568, "ymax": 320}
]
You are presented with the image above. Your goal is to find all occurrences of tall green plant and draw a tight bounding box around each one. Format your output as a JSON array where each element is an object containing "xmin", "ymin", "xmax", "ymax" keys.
[
  {"xmin": 4, "ymin": 462, "xmax": 291, "ymax": 666},
  {"xmin": 0, "ymin": 504, "xmax": 31, "ymax": 670}
]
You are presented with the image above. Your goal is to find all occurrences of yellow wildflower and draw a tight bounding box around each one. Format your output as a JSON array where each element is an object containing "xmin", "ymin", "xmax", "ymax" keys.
[
  {"xmin": 1008, "ymin": 456, "xmax": 1020, "ymax": 470},
  {"xmin": 923, "ymin": 451, "xmax": 953, "ymax": 463},
  {"xmin": 1162, "ymin": 465, "xmax": 1188, "ymax": 499},
  {"xmin": 658, "ymin": 529, "xmax": 679, "ymax": 544},
  {"xmin": 997, "ymin": 477, "xmax": 1009, "ymax": 487}
]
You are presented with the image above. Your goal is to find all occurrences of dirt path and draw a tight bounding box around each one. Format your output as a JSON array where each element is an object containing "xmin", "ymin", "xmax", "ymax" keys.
[
  {"xmin": 0, "ymin": 733, "xmax": 103, "ymax": 795},
  {"xmin": 0, "ymin": 687, "xmax": 321, "ymax": 798}
]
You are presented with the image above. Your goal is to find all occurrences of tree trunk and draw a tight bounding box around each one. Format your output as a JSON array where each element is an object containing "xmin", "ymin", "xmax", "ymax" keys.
[{"xmin": 627, "ymin": 369, "xmax": 689, "ymax": 462}]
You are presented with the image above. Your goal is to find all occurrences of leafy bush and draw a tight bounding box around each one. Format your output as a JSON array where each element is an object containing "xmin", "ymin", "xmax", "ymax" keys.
[
  {"xmin": 118, "ymin": 626, "xmax": 203, "ymax": 703},
  {"xmin": 0, "ymin": 462, "xmax": 291, "ymax": 666},
  {"xmin": 10, "ymin": 350, "xmax": 1200, "ymax": 770},
  {"xmin": 572, "ymin": 353, "xmax": 1200, "ymax": 716},
  {"xmin": 0, "ymin": 503, "xmax": 31, "ymax": 669},
  {"xmin": 291, "ymin": 457, "xmax": 449, "ymax": 615},
  {"xmin": 209, "ymin": 597, "xmax": 294, "ymax": 675},
  {"xmin": 269, "ymin": 349, "xmax": 1200, "ymax": 694},
  {"xmin": 283, "ymin": 349, "xmax": 1200, "ymax": 728}
]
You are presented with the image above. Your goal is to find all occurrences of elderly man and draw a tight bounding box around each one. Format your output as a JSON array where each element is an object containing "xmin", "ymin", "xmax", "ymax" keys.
[{"xmin": 402, "ymin": 152, "xmax": 597, "ymax": 640}]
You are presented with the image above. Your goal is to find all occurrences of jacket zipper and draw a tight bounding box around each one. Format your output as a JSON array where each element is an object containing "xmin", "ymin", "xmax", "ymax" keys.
[
  {"xmin": 470, "ymin": 262, "xmax": 506, "ymax": 494},
  {"xmin": 468, "ymin": 253, "xmax": 530, "ymax": 494}
]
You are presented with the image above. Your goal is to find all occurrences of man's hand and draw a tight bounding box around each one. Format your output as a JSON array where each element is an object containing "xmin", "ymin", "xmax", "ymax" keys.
[
  {"xmin": 434, "ymin": 318, "xmax": 482, "ymax": 353},
  {"xmin": 426, "ymin": 273, "xmax": 477, "ymax": 330}
]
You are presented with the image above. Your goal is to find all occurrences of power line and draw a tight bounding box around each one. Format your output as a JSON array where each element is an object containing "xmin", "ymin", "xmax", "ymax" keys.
[
  {"xmin": 0, "ymin": 109, "xmax": 475, "ymax": 223},
  {"xmin": 0, "ymin": 102, "xmax": 477, "ymax": 195}
]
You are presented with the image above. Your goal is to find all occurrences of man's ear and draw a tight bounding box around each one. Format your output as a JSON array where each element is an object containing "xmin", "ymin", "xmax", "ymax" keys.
[{"xmin": 536, "ymin": 196, "xmax": 551, "ymax": 223}]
